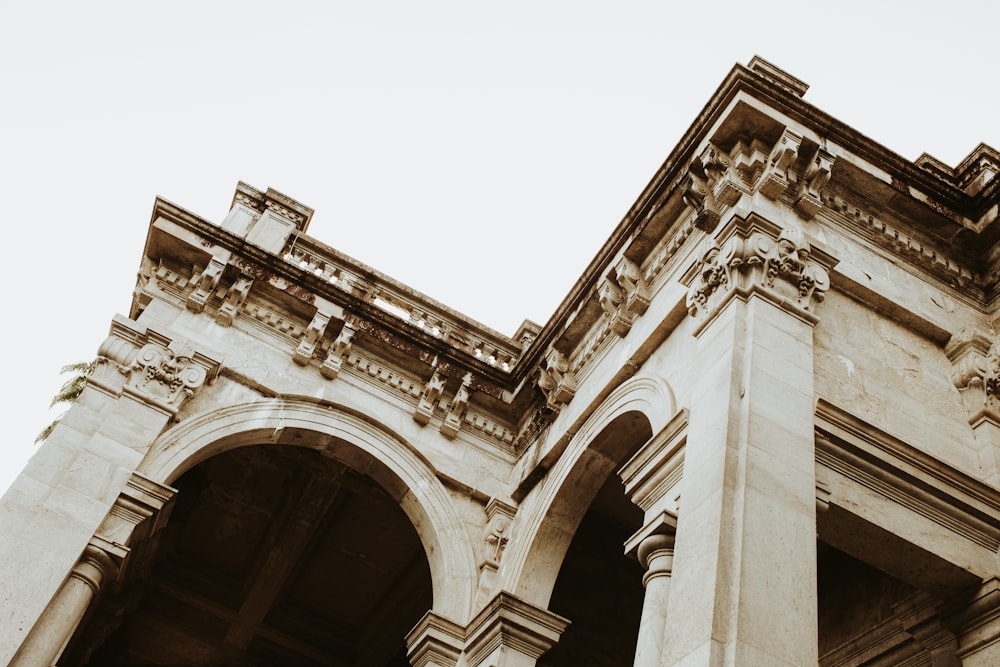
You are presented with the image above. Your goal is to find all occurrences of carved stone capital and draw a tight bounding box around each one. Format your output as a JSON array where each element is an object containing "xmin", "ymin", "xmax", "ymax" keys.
[
  {"xmin": 406, "ymin": 611, "xmax": 466, "ymax": 667},
  {"xmin": 683, "ymin": 215, "xmax": 837, "ymax": 328},
  {"xmin": 91, "ymin": 317, "xmax": 222, "ymax": 415}
]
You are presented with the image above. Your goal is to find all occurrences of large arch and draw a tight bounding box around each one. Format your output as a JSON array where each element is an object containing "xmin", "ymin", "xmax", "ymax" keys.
[
  {"xmin": 138, "ymin": 395, "xmax": 479, "ymax": 623},
  {"xmin": 502, "ymin": 373, "xmax": 675, "ymax": 607}
]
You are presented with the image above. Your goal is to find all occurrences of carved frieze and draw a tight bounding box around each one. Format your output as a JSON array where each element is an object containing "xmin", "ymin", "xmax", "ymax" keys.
[
  {"xmin": 537, "ymin": 349, "xmax": 577, "ymax": 411},
  {"xmin": 684, "ymin": 218, "xmax": 834, "ymax": 324}
]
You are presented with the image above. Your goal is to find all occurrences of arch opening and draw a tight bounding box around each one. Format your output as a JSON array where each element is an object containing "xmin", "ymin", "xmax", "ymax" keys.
[{"xmin": 64, "ymin": 443, "xmax": 432, "ymax": 666}]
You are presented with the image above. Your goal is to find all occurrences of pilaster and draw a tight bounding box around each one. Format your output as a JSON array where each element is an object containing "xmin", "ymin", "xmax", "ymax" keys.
[
  {"xmin": 666, "ymin": 215, "xmax": 836, "ymax": 666},
  {"xmin": 0, "ymin": 315, "xmax": 218, "ymax": 665}
]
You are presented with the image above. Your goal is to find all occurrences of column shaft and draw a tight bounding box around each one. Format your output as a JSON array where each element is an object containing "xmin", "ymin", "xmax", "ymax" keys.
[
  {"xmin": 10, "ymin": 547, "xmax": 112, "ymax": 667},
  {"xmin": 633, "ymin": 534, "xmax": 674, "ymax": 667},
  {"xmin": 666, "ymin": 296, "xmax": 818, "ymax": 666}
]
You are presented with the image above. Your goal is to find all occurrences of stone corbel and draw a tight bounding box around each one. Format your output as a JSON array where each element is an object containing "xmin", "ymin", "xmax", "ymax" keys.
[
  {"xmin": 187, "ymin": 257, "xmax": 226, "ymax": 313},
  {"xmin": 537, "ymin": 349, "xmax": 577, "ymax": 411},
  {"xmin": 441, "ymin": 373, "xmax": 473, "ymax": 439},
  {"xmin": 414, "ymin": 370, "xmax": 446, "ymax": 425},
  {"xmin": 700, "ymin": 143, "xmax": 747, "ymax": 207},
  {"xmin": 945, "ymin": 330, "xmax": 998, "ymax": 422},
  {"xmin": 320, "ymin": 321, "xmax": 355, "ymax": 379},
  {"xmin": 615, "ymin": 257, "xmax": 650, "ymax": 317},
  {"xmin": 759, "ymin": 128, "xmax": 802, "ymax": 199},
  {"xmin": 215, "ymin": 276, "xmax": 252, "ymax": 327},
  {"xmin": 729, "ymin": 137, "xmax": 770, "ymax": 187},
  {"xmin": 794, "ymin": 148, "xmax": 835, "ymax": 219},
  {"xmin": 293, "ymin": 311, "xmax": 331, "ymax": 366},
  {"xmin": 682, "ymin": 170, "xmax": 722, "ymax": 232}
]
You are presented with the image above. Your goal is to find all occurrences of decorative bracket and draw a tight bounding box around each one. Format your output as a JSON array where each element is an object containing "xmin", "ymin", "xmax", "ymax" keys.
[
  {"xmin": 320, "ymin": 321, "xmax": 356, "ymax": 379},
  {"xmin": 945, "ymin": 330, "xmax": 1000, "ymax": 423},
  {"xmin": 293, "ymin": 311, "xmax": 331, "ymax": 366},
  {"xmin": 537, "ymin": 349, "xmax": 577, "ymax": 411},
  {"xmin": 215, "ymin": 276, "xmax": 252, "ymax": 327},
  {"xmin": 187, "ymin": 257, "xmax": 226, "ymax": 313},
  {"xmin": 441, "ymin": 373, "xmax": 473, "ymax": 439},
  {"xmin": 599, "ymin": 257, "xmax": 651, "ymax": 337},
  {"xmin": 414, "ymin": 370, "xmax": 445, "ymax": 425}
]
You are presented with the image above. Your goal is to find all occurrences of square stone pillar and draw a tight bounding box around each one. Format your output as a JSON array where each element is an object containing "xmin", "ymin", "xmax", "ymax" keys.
[
  {"xmin": 0, "ymin": 316, "xmax": 219, "ymax": 664},
  {"xmin": 670, "ymin": 217, "xmax": 835, "ymax": 666}
]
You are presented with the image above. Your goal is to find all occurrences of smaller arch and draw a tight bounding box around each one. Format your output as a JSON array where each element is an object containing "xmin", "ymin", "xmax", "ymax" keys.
[
  {"xmin": 503, "ymin": 373, "xmax": 674, "ymax": 606},
  {"xmin": 138, "ymin": 396, "xmax": 479, "ymax": 622}
]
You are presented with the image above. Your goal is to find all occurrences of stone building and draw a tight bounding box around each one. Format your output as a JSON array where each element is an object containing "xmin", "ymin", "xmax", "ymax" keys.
[{"xmin": 4, "ymin": 57, "xmax": 1000, "ymax": 666}]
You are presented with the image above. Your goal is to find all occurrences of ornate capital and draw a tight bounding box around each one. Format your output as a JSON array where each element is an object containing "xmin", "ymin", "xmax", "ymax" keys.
[
  {"xmin": 684, "ymin": 216, "xmax": 836, "ymax": 327},
  {"xmin": 92, "ymin": 316, "xmax": 222, "ymax": 416}
]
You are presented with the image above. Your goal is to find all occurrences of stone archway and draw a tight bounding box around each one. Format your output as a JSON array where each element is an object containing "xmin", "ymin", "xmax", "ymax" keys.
[
  {"xmin": 138, "ymin": 396, "xmax": 479, "ymax": 623},
  {"xmin": 58, "ymin": 397, "xmax": 479, "ymax": 665},
  {"xmin": 67, "ymin": 443, "xmax": 433, "ymax": 665},
  {"xmin": 503, "ymin": 374, "xmax": 674, "ymax": 607}
]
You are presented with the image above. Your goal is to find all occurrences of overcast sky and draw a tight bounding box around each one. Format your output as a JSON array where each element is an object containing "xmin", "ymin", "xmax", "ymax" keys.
[{"xmin": 3, "ymin": 1, "xmax": 999, "ymax": 495}]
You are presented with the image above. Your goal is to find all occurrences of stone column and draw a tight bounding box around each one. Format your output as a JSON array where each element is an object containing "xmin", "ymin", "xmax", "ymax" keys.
[
  {"xmin": 633, "ymin": 533, "xmax": 675, "ymax": 667},
  {"xmin": 9, "ymin": 544, "xmax": 116, "ymax": 667},
  {"xmin": 670, "ymin": 217, "xmax": 835, "ymax": 666}
]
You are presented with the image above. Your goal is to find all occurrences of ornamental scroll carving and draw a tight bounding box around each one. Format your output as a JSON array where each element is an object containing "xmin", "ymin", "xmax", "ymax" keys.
[{"xmin": 685, "ymin": 223, "xmax": 832, "ymax": 320}]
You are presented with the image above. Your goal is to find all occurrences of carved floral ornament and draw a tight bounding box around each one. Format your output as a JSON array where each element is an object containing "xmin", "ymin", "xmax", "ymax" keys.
[
  {"xmin": 682, "ymin": 128, "xmax": 836, "ymax": 230},
  {"xmin": 684, "ymin": 223, "xmax": 833, "ymax": 322}
]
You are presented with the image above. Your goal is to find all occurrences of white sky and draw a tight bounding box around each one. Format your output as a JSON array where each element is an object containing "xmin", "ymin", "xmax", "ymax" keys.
[{"xmin": 3, "ymin": 0, "xmax": 999, "ymax": 495}]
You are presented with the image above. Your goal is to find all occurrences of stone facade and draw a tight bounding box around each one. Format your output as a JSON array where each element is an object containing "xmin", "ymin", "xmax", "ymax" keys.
[{"xmin": 4, "ymin": 57, "xmax": 1000, "ymax": 666}]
